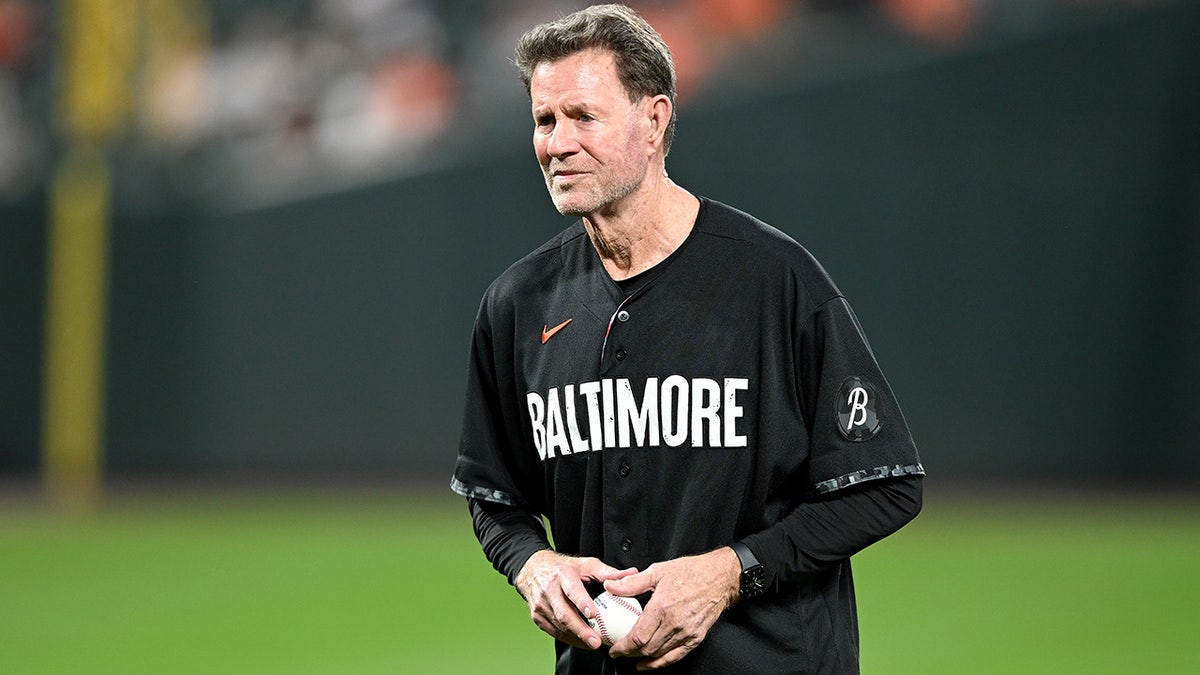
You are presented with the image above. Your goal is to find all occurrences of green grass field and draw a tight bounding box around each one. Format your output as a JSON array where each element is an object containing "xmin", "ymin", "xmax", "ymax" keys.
[{"xmin": 2, "ymin": 484, "xmax": 1197, "ymax": 674}]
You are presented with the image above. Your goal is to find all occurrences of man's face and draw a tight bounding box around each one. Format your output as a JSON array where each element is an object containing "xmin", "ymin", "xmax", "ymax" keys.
[{"xmin": 529, "ymin": 48, "xmax": 652, "ymax": 217}]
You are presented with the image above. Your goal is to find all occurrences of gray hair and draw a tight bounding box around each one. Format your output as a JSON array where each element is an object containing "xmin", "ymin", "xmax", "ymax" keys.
[{"xmin": 515, "ymin": 4, "xmax": 677, "ymax": 155}]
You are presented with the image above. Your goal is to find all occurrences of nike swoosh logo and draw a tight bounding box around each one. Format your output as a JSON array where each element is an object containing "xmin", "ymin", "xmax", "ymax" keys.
[{"xmin": 541, "ymin": 318, "xmax": 572, "ymax": 344}]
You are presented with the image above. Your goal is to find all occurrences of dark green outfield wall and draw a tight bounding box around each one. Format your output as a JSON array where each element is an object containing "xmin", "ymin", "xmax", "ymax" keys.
[
  {"xmin": 1, "ymin": 192, "xmax": 45, "ymax": 474},
  {"xmin": 4, "ymin": 5, "xmax": 1198, "ymax": 483}
]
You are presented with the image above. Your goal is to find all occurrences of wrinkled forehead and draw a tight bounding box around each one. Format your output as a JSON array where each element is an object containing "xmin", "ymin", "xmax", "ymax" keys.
[{"xmin": 529, "ymin": 48, "xmax": 631, "ymax": 107}]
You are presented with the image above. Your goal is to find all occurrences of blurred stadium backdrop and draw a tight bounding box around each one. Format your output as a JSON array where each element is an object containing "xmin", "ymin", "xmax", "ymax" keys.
[{"xmin": 1, "ymin": 0, "xmax": 1198, "ymax": 673}]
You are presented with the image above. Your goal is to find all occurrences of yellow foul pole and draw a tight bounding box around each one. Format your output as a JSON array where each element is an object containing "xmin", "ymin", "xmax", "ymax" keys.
[
  {"xmin": 43, "ymin": 151, "xmax": 110, "ymax": 507},
  {"xmin": 43, "ymin": 0, "xmax": 137, "ymax": 507}
]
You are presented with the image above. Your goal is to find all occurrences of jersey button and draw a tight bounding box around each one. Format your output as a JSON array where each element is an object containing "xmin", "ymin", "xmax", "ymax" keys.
[
  {"xmin": 615, "ymin": 348, "xmax": 627, "ymax": 361},
  {"xmin": 621, "ymin": 539, "xmax": 633, "ymax": 552},
  {"xmin": 617, "ymin": 310, "xmax": 630, "ymax": 322},
  {"xmin": 618, "ymin": 463, "xmax": 631, "ymax": 478}
]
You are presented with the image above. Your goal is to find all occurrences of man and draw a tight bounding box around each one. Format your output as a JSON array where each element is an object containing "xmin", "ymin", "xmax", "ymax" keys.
[{"xmin": 451, "ymin": 4, "xmax": 924, "ymax": 673}]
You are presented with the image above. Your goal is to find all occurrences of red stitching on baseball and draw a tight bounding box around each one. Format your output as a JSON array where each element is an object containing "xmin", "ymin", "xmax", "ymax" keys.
[
  {"xmin": 610, "ymin": 595, "xmax": 641, "ymax": 615},
  {"xmin": 592, "ymin": 612, "xmax": 610, "ymax": 642}
]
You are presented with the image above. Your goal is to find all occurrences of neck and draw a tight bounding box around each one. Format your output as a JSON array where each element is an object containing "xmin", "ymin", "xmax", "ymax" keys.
[{"xmin": 584, "ymin": 177, "xmax": 700, "ymax": 281}]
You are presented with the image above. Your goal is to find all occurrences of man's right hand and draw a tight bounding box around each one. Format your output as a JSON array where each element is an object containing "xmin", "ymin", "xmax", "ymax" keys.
[{"xmin": 515, "ymin": 549, "xmax": 637, "ymax": 649}]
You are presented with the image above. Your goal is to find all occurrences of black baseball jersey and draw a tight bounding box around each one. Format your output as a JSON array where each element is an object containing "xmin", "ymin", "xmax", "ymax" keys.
[{"xmin": 452, "ymin": 197, "xmax": 923, "ymax": 673}]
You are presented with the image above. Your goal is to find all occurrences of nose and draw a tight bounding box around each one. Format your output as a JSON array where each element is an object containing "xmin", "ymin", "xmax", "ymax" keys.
[{"xmin": 545, "ymin": 121, "xmax": 579, "ymax": 159}]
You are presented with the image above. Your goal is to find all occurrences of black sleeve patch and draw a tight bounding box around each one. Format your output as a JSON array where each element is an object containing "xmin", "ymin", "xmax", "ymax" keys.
[{"xmin": 836, "ymin": 377, "xmax": 882, "ymax": 441}]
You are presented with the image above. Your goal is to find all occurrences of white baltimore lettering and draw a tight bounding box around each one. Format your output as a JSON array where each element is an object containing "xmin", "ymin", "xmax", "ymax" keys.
[
  {"xmin": 563, "ymin": 384, "xmax": 590, "ymax": 454},
  {"xmin": 545, "ymin": 386, "xmax": 570, "ymax": 458},
  {"xmin": 602, "ymin": 378, "xmax": 616, "ymax": 448},
  {"xmin": 527, "ymin": 377, "xmax": 749, "ymax": 461},
  {"xmin": 660, "ymin": 375, "xmax": 688, "ymax": 447},
  {"xmin": 577, "ymin": 381, "xmax": 604, "ymax": 451},
  {"xmin": 724, "ymin": 378, "xmax": 749, "ymax": 448},
  {"xmin": 691, "ymin": 378, "xmax": 721, "ymax": 447},
  {"xmin": 527, "ymin": 391, "xmax": 547, "ymax": 460},
  {"xmin": 618, "ymin": 377, "xmax": 659, "ymax": 448}
]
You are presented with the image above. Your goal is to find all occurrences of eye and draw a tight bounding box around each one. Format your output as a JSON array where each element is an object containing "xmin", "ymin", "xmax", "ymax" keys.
[
  {"xmin": 578, "ymin": 113, "xmax": 594, "ymax": 122},
  {"xmin": 534, "ymin": 113, "xmax": 555, "ymax": 129}
]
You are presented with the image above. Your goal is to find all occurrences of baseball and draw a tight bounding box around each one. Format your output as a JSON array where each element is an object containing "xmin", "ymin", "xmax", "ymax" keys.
[{"xmin": 587, "ymin": 591, "xmax": 642, "ymax": 645}]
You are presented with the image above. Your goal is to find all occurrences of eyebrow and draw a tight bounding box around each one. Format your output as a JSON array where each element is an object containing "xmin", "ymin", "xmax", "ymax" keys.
[{"xmin": 532, "ymin": 101, "xmax": 599, "ymax": 118}]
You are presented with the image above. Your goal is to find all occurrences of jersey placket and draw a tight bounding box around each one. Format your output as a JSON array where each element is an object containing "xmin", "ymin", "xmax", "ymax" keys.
[
  {"xmin": 596, "ymin": 290, "xmax": 648, "ymax": 568},
  {"xmin": 598, "ymin": 297, "xmax": 634, "ymax": 368}
]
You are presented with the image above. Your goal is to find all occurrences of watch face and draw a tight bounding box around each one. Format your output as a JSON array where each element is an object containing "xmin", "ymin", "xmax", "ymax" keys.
[{"xmin": 742, "ymin": 566, "xmax": 766, "ymax": 598}]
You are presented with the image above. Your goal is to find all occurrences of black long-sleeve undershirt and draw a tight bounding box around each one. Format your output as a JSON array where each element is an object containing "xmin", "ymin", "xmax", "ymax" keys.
[
  {"xmin": 468, "ymin": 474, "xmax": 922, "ymax": 592},
  {"xmin": 469, "ymin": 498, "xmax": 553, "ymax": 588}
]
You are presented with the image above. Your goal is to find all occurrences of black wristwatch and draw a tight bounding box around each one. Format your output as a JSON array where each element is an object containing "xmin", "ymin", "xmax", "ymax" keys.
[{"xmin": 731, "ymin": 541, "xmax": 766, "ymax": 600}]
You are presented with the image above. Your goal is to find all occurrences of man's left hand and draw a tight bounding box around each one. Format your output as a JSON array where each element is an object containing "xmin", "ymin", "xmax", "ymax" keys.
[{"xmin": 602, "ymin": 547, "xmax": 742, "ymax": 670}]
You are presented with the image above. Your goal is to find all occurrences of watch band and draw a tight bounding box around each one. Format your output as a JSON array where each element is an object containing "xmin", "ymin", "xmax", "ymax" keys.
[
  {"xmin": 731, "ymin": 541, "xmax": 759, "ymax": 569},
  {"xmin": 731, "ymin": 541, "xmax": 766, "ymax": 599}
]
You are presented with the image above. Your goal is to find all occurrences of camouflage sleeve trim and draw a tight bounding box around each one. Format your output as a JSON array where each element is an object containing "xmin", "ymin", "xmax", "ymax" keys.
[
  {"xmin": 449, "ymin": 476, "xmax": 527, "ymax": 508},
  {"xmin": 814, "ymin": 463, "xmax": 926, "ymax": 495}
]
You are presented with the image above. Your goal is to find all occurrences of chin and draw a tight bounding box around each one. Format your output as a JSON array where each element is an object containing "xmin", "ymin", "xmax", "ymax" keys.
[{"xmin": 550, "ymin": 193, "xmax": 592, "ymax": 217}]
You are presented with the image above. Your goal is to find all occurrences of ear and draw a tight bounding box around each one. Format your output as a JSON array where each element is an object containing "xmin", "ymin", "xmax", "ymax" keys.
[{"xmin": 644, "ymin": 94, "xmax": 672, "ymax": 154}]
